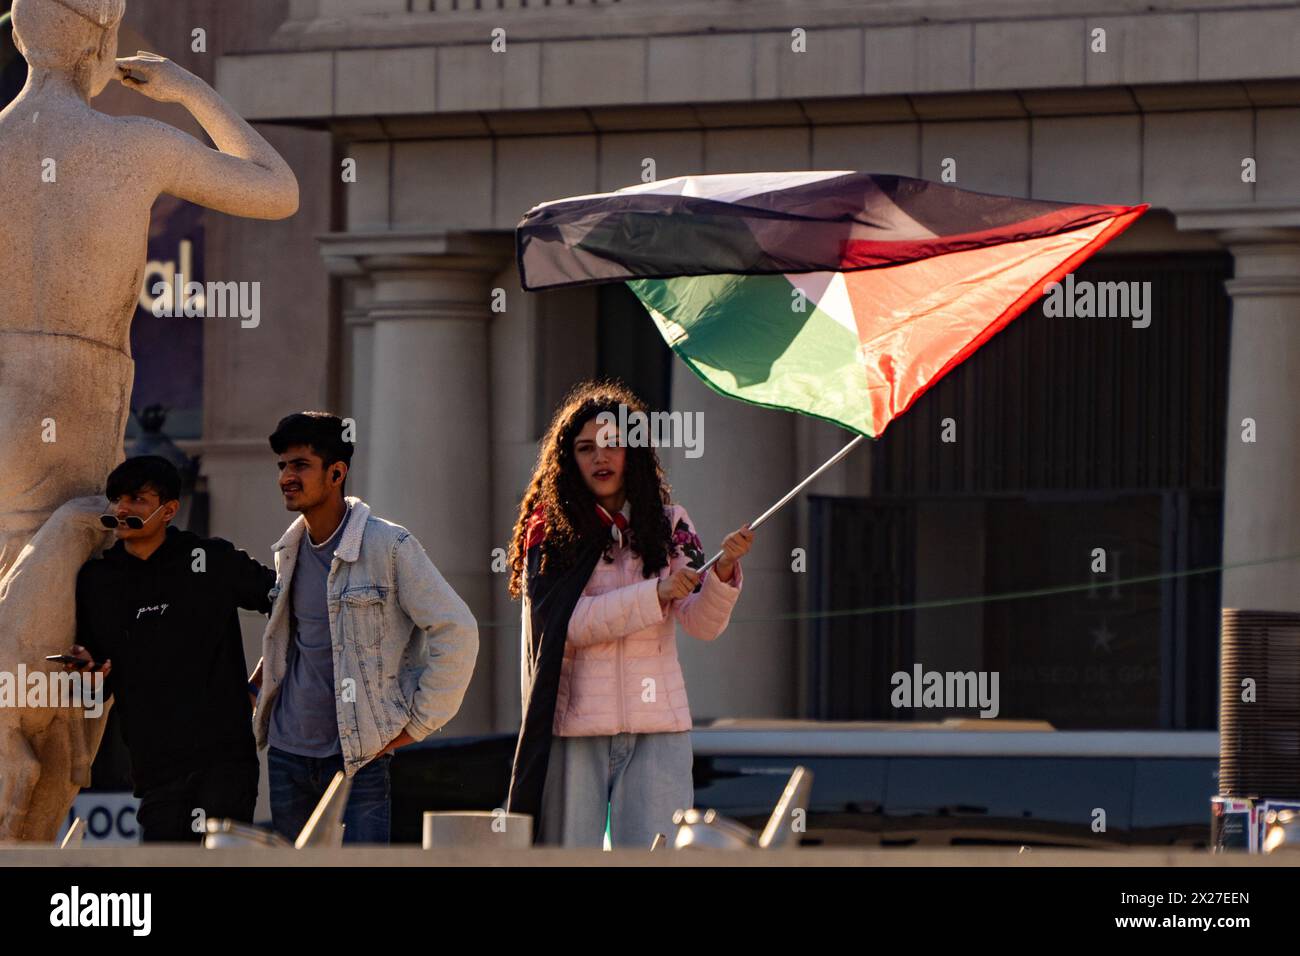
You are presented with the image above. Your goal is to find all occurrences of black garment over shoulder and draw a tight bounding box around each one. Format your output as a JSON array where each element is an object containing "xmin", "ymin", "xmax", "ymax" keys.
[
  {"xmin": 506, "ymin": 540, "xmax": 603, "ymax": 835},
  {"xmin": 75, "ymin": 527, "xmax": 276, "ymax": 794}
]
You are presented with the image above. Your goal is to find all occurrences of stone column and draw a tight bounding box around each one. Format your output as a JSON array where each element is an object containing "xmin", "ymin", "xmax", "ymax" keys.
[
  {"xmin": 341, "ymin": 281, "xmax": 375, "ymax": 501},
  {"xmin": 320, "ymin": 232, "xmax": 513, "ymax": 735},
  {"xmin": 1176, "ymin": 208, "xmax": 1300, "ymax": 611},
  {"xmin": 486, "ymin": 263, "xmax": 541, "ymax": 733}
]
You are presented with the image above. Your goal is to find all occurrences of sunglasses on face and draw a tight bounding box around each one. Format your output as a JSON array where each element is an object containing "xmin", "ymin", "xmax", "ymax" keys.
[{"xmin": 99, "ymin": 503, "xmax": 166, "ymax": 530}]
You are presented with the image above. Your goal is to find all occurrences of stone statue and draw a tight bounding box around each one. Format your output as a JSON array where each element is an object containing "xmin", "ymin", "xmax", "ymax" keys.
[{"xmin": 0, "ymin": 0, "xmax": 298, "ymax": 841}]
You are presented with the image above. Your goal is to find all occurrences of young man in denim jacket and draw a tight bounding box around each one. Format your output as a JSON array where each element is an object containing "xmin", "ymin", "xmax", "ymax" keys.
[{"xmin": 249, "ymin": 412, "xmax": 478, "ymax": 844}]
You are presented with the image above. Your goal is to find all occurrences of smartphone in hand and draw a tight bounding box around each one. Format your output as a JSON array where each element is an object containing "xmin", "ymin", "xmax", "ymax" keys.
[{"xmin": 45, "ymin": 654, "xmax": 91, "ymax": 669}]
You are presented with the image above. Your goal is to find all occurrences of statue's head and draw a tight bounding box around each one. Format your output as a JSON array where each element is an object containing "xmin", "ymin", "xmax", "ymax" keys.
[{"xmin": 11, "ymin": 0, "xmax": 126, "ymax": 98}]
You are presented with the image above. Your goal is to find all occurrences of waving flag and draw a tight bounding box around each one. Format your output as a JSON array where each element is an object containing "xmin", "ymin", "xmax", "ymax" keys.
[{"xmin": 517, "ymin": 172, "xmax": 1147, "ymax": 437}]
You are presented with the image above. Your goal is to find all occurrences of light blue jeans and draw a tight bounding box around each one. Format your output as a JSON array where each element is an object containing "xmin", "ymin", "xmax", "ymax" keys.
[{"xmin": 538, "ymin": 731, "xmax": 694, "ymax": 849}]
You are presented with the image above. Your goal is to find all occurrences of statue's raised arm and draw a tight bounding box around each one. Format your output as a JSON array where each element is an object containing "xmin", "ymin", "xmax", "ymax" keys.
[{"xmin": 113, "ymin": 51, "xmax": 299, "ymax": 220}]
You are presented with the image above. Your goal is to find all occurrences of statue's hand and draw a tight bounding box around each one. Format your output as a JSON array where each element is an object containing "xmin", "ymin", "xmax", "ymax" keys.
[{"xmin": 115, "ymin": 51, "xmax": 201, "ymax": 104}]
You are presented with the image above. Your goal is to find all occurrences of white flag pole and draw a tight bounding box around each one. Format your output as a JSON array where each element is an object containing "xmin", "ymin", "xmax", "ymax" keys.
[{"xmin": 697, "ymin": 434, "xmax": 866, "ymax": 574}]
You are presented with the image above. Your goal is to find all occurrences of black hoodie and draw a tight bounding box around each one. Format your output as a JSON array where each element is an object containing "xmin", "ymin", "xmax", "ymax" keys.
[{"xmin": 75, "ymin": 527, "xmax": 276, "ymax": 794}]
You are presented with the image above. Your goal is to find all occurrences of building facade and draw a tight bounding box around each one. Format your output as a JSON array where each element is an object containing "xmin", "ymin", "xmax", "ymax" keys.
[{"xmin": 13, "ymin": 0, "xmax": 1300, "ymax": 754}]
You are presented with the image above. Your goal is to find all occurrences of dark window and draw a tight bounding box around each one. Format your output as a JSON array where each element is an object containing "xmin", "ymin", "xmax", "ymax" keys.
[
  {"xmin": 597, "ymin": 284, "xmax": 672, "ymax": 411},
  {"xmin": 808, "ymin": 499, "xmax": 915, "ymax": 720},
  {"xmin": 870, "ymin": 251, "xmax": 1231, "ymax": 495},
  {"xmin": 809, "ymin": 251, "xmax": 1230, "ymax": 728},
  {"xmin": 809, "ymin": 492, "xmax": 1222, "ymax": 728}
]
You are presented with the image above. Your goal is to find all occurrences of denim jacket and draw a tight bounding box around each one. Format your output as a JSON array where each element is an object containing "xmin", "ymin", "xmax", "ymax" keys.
[{"xmin": 253, "ymin": 498, "xmax": 478, "ymax": 777}]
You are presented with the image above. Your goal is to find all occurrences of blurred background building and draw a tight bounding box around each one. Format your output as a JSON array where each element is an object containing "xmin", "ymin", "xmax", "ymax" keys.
[{"xmin": 6, "ymin": 0, "xmax": 1300, "ymax": 828}]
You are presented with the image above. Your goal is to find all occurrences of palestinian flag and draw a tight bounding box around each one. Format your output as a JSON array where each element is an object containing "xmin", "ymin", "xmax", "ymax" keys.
[{"xmin": 516, "ymin": 172, "xmax": 1147, "ymax": 437}]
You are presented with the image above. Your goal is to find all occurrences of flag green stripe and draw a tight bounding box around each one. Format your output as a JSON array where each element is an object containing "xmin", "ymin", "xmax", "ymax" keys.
[{"xmin": 628, "ymin": 274, "xmax": 876, "ymax": 438}]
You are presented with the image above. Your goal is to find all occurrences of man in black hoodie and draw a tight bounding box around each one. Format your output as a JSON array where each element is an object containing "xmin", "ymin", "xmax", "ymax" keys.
[{"xmin": 64, "ymin": 456, "xmax": 276, "ymax": 843}]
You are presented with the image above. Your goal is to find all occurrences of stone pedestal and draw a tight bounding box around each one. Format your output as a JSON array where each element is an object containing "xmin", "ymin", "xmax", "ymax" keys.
[{"xmin": 423, "ymin": 811, "xmax": 532, "ymax": 849}]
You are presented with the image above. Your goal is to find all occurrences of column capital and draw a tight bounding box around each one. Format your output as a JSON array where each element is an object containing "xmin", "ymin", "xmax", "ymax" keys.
[
  {"xmin": 1172, "ymin": 203, "xmax": 1300, "ymax": 237},
  {"xmin": 318, "ymin": 230, "xmax": 515, "ymax": 320},
  {"xmin": 317, "ymin": 230, "xmax": 513, "ymax": 279},
  {"xmin": 1172, "ymin": 205, "xmax": 1300, "ymax": 298}
]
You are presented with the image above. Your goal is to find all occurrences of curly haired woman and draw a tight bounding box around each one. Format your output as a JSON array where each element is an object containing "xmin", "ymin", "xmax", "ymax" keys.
[{"xmin": 505, "ymin": 381, "xmax": 753, "ymax": 848}]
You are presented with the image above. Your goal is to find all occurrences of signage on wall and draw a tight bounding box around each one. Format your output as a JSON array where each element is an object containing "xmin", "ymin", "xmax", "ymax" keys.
[
  {"xmin": 58, "ymin": 792, "xmax": 141, "ymax": 846},
  {"xmin": 129, "ymin": 195, "xmax": 205, "ymax": 440}
]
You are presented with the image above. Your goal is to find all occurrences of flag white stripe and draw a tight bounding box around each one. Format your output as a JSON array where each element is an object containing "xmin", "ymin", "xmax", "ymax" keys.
[{"xmin": 528, "ymin": 170, "xmax": 854, "ymax": 212}]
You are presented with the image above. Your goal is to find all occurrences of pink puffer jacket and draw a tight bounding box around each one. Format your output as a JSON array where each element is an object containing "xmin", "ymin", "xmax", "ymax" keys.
[{"xmin": 552, "ymin": 503, "xmax": 742, "ymax": 737}]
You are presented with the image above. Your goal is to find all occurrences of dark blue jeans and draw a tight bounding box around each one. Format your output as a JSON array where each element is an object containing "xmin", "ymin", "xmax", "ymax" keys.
[{"xmin": 267, "ymin": 746, "xmax": 393, "ymax": 845}]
